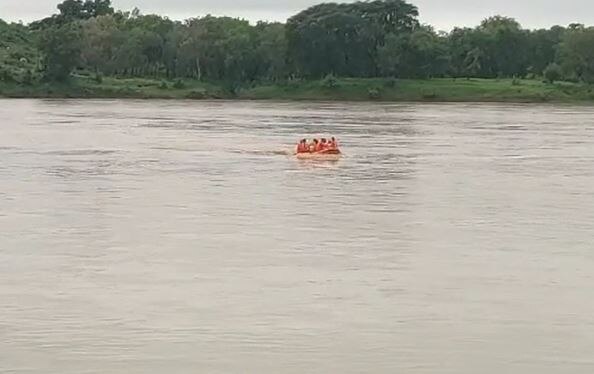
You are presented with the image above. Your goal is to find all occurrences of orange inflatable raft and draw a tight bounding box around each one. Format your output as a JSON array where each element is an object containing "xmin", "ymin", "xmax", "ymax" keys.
[{"xmin": 295, "ymin": 149, "xmax": 342, "ymax": 161}]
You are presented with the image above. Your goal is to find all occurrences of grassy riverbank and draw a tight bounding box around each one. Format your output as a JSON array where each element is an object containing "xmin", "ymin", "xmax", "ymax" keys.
[{"xmin": 1, "ymin": 75, "xmax": 594, "ymax": 103}]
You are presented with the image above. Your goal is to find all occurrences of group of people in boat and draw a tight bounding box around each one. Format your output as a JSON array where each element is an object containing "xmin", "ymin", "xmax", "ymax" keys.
[{"xmin": 296, "ymin": 137, "xmax": 339, "ymax": 154}]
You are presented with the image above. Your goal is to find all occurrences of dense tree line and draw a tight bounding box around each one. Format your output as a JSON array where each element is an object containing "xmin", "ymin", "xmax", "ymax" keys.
[{"xmin": 1, "ymin": 0, "xmax": 594, "ymax": 85}]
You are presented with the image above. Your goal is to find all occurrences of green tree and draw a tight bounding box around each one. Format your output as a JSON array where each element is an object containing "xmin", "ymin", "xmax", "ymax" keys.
[
  {"xmin": 10, "ymin": 0, "xmax": 594, "ymax": 88},
  {"xmin": 58, "ymin": 0, "xmax": 113, "ymax": 20},
  {"xmin": 543, "ymin": 63, "xmax": 562, "ymax": 83},
  {"xmin": 162, "ymin": 24, "xmax": 184, "ymax": 78},
  {"xmin": 39, "ymin": 23, "xmax": 82, "ymax": 81},
  {"xmin": 558, "ymin": 27, "xmax": 594, "ymax": 82},
  {"xmin": 83, "ymin": 0, "xmax": 114, "ymax": 18},
  {"xmin": 448, "ymin": 27, "xmax": 495, "ymax": 77},
  {"xmin": 57, "ymin": 0, "xmax": 86, "ymax": 20},
  {"xmin": 80, "ymin": 15, "xmax": 123, "ymax": 74},
  {"xmin": 526, "ymin": 26, "xmax": 565, "ymax": 75},
  {"xmin": 287, "ymin": 0, "xmax": 419, "ymax": 78},
  {"xmin": 253, "ymin": 22, "xmax": 287, "ymax": 81},
  {"xmin": 0, "ymin": 19, "xmax": 40, "ymax": 80},
  {"xmin": 30, "ymin": 0, "xmax": 113, "ymax": 29},
  {"xmin": 180, "ymin": 16, "xmax": 257, "ymax": 82},
  {"xmin": 464, "ymin": 47, "xmax": 485, "ymax": 76},
  {"xmin": 478, "ymin": 16, "xmax": 529, "ymax": 77},
  {"xmin": 378, "ymin": 26, "xmax": 448, "ymax": 78}
]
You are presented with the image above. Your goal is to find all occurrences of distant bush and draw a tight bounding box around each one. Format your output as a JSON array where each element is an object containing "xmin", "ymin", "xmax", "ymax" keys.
[
  {"xmin": 173, "ymin": 79, "xmax": 185, "ymax": 89},
  {"xmin": 186, "ymin": 89, "xmax": 207, "ymax": 99},
  {"xmin": 422, "ymin": 91, "xmax": 437, "ymax": 99},
  {"xmin": 94, "ymin": 73, "xmax": 103, "ymax": 84},
  {"xmin": 538, "ymin": 92, "xmax": 549, "ymax": 102},
  {"xmin": 223, "ymin": 81, "xmax": 240, "ymax": 96},
  {"xmin": 118, "ymin": 86, "xmax": 136, "ymax": 96},
  {"xmin": 384, "ymin": 77, "xmax": 397, "ymax": 88},
  {"xmin": 321, "ymin": 74, "xmax": 339, "ymax": 89},
  {"xmin": 22, "ymin": 70, "xmax": 34, "ymax": 85},
  {"xmin": 544, "ymin": 63, "xmax": 563, "ymax": 83},
  {"xmin": 368, "ymin": 88, "xmax": 381, "ymax": 99},
  {"xmin": 0, "ymin": 66, "xmax": 14, "ymax": 82},
  {"xmin": 159, "ymin": 81, "xmax": 168, "ymax": 89},
  {"xmin": 282, "ymin": 79, "xmax": 301, "ymax": 89},
  {"xmin": 511, "ymin": 78, "xmax": 521, "ymax": 86}
]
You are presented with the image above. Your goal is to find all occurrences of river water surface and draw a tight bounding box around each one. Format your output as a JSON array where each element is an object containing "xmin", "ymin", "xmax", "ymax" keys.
[{"xmin": 1, "ymin": 99, "xmax": 594, "ymax": 373}]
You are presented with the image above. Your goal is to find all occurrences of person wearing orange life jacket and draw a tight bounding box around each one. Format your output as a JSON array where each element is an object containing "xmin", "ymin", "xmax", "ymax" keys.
[
  {"xmin": 296, "ymin": 139, "xmax": 308, "ymax": 154},
  {"xmin": 329, "ymin": 137, "xmax": 338, "ymax": 149},
  {"xmin": 316, "ymin": 139, "xmax": 328, "ymax": 152},
  {"xmin": 311, "ymin": 139, "xmax": 320, "ymax": 152}
]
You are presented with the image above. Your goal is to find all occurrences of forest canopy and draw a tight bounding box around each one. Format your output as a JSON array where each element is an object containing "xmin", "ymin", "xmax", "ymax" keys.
[{"xmin": 1, "ymin": 0, "xmax": 594, "ymax": 85}]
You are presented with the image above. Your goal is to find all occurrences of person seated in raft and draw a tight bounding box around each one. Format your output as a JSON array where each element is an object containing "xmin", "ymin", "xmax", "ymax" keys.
[
  {"xmin": 329, "ymin": 137, "xmax": 338, "ymax": 150},
  {"xmin": 296, "ymin": 139, "xmax": 308, "ymax": 154},
  {"xmin": 311, "ymin": 139, "xmax": 320, "ymax": 152},
  {"xmin": 314, "ymin": 139, "xmax": 324, "ymax": 152},
  {"xmin": 320, "ymin": 138, "xmax": 328, "ymax": 151}
]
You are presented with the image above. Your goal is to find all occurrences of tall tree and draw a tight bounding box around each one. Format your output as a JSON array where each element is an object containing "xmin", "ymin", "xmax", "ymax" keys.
[
  {"xmin": 527, "ymin": 26, "xmax": 565, "ymax": 75},
  {"xmin": 378, "ymin": 26, "xmax": 448, "ymax": 78},
  {"xmin": 57, "ymin": 0, "xmax": 86, "ymax": 20},
  {"xmin": 478, "ymin": 16, "xmax": 529, "ymax": 77},
  {"xmin": 39, "ymin": 23, "xmax": 82, "ymax": 81},
  {"xmin": 253, "ymin": 22, "xmax": 288, "ymax": 81},
  {"xmin": 13, "ymin": 0, "xmax": 594, "ymax": 85},
  {"xmin": 558, "ymin": 27, "xmax": 594, "ymax": 82},
  {"xmin": 83, "ymin": 0, "xmax": 114, "ymax": 18},
  {"xmin": 287, "ymin": 0, "xmax": 419, "ymax": 78}
]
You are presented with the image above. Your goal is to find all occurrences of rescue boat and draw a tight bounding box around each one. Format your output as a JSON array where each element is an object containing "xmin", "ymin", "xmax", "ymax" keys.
[{"xmin": 295, "ymin": 149, "xmax": 342, "ymax": 161}]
